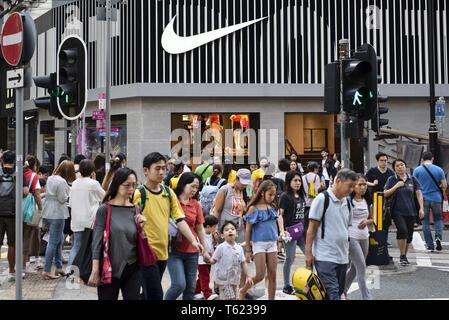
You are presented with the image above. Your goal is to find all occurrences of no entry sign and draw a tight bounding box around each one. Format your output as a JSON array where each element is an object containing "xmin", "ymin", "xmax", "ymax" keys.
[{"xmin": 1, "ymin": 13, "xmax": 24, "ymax": 67}]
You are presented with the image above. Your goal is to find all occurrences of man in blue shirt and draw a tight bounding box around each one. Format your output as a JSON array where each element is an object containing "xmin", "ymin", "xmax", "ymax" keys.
[
  {"xmin": 413, "ymin": 152, "xmax": 447, "ymax": 252},
  {"xmin": 305, "ymin": 169, "xmax": 357, "ymax": 300}
]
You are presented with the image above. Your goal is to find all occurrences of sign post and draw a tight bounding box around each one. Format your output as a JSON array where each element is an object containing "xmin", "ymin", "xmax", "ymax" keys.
[
  {"xmin": 436, "ymin": 97, "xmax": 446, "ymax": 136},
  {"xmin": 1, "ymin": 12, "xmax": 36, "ymax": 301}
]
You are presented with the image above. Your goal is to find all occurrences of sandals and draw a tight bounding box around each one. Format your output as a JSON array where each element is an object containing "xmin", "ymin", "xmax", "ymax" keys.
[{"xmin": 42, "ymin": 273, "xmax": 60, "ymax": 280}]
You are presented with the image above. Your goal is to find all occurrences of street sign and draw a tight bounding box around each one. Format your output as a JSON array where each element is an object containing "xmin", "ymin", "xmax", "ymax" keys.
[
  {"xmin": 92, "ymin": 110, "xmax": 106, "ymax": 120},
  {"xmin": 6, "ymin": 68, "xmax": 24, "ymax": 88},
  {"xmin": 97, "ymin": 127, "xmax": 119, "ymax": 137},
  {"xmin": 1, "ymin": 13, "xmax": 23, "ymax": 67},
  {"xmin": 98, "ymin": 93, "xmax": 106, "ymax": 110},
  {"xmin": 436, "ymin": 101, "xmax": 445, "ymax": 117}
]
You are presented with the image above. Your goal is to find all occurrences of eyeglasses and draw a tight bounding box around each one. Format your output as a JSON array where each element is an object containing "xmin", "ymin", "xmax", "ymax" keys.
[{"xmin": 121, "ymin": 183, "xmax": 137, "ymax": 189}]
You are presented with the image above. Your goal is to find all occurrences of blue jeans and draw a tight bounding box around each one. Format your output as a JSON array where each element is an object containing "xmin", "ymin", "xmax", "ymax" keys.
[
  {"xmin": 164, "ymin": 249, "xmax": 199, "ymax": 300},
  {"xmin": 67, "ymin": 230, "xmax": 88, "ymax": 270},
  {"xmin": 314, "ymin": 260, "xmax": 348, "ymax": 300},
  {"xmin": 283, "ymin": 238, "xmax": 306, "ymax": 289},
  {"xmin": 44, "ymin": 219, "xmax": 65, "ymax": 272},
  {"xmin": 423, "ymin": 200, "xmax": 444, "ymax": 250}
]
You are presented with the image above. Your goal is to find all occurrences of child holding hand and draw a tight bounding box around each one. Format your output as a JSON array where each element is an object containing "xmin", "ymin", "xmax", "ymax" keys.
[{"xmin": 206, "ymin": 221, "xmax": 253, "ymax": 300}]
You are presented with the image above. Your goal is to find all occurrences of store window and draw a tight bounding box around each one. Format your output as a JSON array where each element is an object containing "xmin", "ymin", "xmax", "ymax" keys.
[
  {"xmin": 171, "ymin": 113, "xmax": 259, "ymax": 168},
  {"xmin": 78, "ymin": 114, "xmax": 127, "ymax": 160}
]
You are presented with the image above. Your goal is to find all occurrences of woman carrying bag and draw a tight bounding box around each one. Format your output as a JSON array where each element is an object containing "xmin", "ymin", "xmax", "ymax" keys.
[
  {"xmin": 384, "ymin": 159, "xmax": 424, "ymax": 266},
  {"xmin": 88, "ymin": 168, "xmax": 147, "ymax": 300}
]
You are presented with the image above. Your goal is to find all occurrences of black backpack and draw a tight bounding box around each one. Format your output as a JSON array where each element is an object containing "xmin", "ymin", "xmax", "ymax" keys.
[
  {"xmin": 0, "ymin": 167, "xmax": 16, "ymax": 216},
  {"xmin": 320, "ymin": 191, "xmax": 352, "ymax": 239}
]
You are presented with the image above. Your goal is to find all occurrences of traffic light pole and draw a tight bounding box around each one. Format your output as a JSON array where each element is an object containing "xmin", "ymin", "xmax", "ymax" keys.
[
  {"xmin": 105, "ymin": 0, "xmax": 112, "ymax": 171},
  {"xmin": 15, "ymin": 87, "xmax": 24, "ymax": 300},
  {"xmin": 339, "ymin": 39, "xmax": 350, "ymax": 170}
]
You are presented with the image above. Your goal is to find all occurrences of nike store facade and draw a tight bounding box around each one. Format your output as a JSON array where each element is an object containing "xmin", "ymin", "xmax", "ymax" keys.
[{"xmin": 18, "ymin": 0, "xmax": 449, "ymax": 176}]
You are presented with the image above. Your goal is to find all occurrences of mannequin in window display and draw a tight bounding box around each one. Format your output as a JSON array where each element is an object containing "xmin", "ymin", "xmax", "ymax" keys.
[
  {"xmin": 207, "ymin": 114, "xmax": 223, "ymax": 155},
  {"xmin": 230, "ymin": 115, "xmax": 249, "ymax": 153}
]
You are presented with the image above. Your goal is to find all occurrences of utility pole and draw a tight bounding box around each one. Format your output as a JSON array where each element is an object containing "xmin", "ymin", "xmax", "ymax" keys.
[
  {"xmin": 105, "ymin": 0, "xmax": 111, "ymax": 170},
  {"xmin": 427, "ymin": 0, "xmax": 439, "ymax": 164},
  {"xmin": 339, "ymin": 39, "xmax": 350, "ymax": 169}
]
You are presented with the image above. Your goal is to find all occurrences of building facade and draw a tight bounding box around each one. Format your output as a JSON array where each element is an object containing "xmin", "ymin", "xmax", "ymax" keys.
[{"xmin": 2, "ymin": 0, "xmax": 449, "ymax": 177}]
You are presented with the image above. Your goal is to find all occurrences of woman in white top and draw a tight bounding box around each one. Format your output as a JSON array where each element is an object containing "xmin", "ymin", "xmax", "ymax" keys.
[
  {"xmin": 41, "ymin": 160, "xmax": 76, "ymax": 279},
  {"xmin": 67, "ymin": 159, "xmax": 106, "ymax": 272},
  {"xmin": 343, "ymin": 174, "xmax": 374, "ymax": 300}
]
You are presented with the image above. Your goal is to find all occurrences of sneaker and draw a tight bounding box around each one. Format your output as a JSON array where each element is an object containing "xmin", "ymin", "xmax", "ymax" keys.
[
  {"xmin": 35, "ymin": 262, "xmax": 43, "ymax": 270},
  {"xmin": 399, "ymin": 255, "xmax": 410, "ymax": 265},
  {"xmin": 7, "ymin": 273, "xmax": 15, "ymax": 282},
  {"xmin": 29, "ymin": 256, "xmax": 36, "ymax": 263},
  {"xmin": 282, "ymin": 286, "xmax": 295, "ymax": 295},
  {"xmin": 436, "ymin": 238, "xmax": 443, "ymax": 251},
  {"xmin": 277, "ymin": 252, "xmax": 286, "ymax": 261},
  {"xmin": 207, "ymin": 293, "xmax": 219, "ymax": 300},
  {"xmin": 194, "ymin": 293, "xmax": 205, "ymax": 300},
  {"xmin": 25, "ymin": 266, "xmax": 37, "ymax": 274}
]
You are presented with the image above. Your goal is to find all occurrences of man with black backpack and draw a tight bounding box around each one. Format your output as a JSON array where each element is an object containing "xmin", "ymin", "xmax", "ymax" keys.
[
  {"xmin": 413, "ymin": 152, "xmax": 447, "ymax": 252},
  {"xmin": 305, "ymin": 169, "xmax": 357, "ymax": 300},
  {"xmin": 0, "ymin": 151, "xmax": 29, "ymax": 281},
  {"xmin": 132, "ymin": 152, "xmax": 204, "ymax": 300}
]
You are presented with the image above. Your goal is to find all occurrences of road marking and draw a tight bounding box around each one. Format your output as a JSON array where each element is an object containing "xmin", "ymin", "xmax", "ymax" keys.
[{"xmin": 412, "ymin": 232, "xmax": 432, "ymax": 267}]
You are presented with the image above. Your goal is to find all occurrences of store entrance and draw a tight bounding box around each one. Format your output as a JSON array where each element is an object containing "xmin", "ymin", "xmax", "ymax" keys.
[
  {"xmin": 171, "ymin": 113, "xmax": 260, "ymax": 170},
  {"xmin": 285, "ymin": 113, "xmax": 337, "ymax": 170}
]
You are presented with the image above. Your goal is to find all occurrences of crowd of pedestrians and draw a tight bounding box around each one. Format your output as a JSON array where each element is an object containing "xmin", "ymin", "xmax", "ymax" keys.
[{"xmin": 0, "ymin": 148, "xmax": 446, "ymax": 300}]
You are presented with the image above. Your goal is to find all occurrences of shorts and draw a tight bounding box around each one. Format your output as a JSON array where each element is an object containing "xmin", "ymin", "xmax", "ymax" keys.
[
  {"xmin": 0, "ymin": 217, "xmax": 15, "ymax": 246},
  {"xmin": 393, "ymin": 214, "xmax": 415, "ymax": 243},
  {"xmin": 218, "ymin": 284, "xmax": 238, "ymax": 300},
  {"xmin": 251, "ymin": 241, "xmax": 278, "ymax": 255}
]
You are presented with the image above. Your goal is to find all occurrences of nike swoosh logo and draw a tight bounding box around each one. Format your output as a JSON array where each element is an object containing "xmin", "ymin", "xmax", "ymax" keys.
[{"xmin": 162, "ymin": 15, "xmax": 268, "ymax": 54}]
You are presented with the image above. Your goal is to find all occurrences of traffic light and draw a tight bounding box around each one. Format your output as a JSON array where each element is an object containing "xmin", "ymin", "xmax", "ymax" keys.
[
  {"xmin": 324, "ymin": 62, "xmax": 340, "ymax": 114},
  {"xmin": 371, "ymin": 54, "xmax": 389, "ymax": 135},
  {"xmin": 371, "ymin": 103, "xmax": 389, "ymax": 135},
  {"xmin": 342, "ymin": 44, "xmax": 379, "ymax": 120},
  {"xmin": 33, "ymin": 72, "xmax": 63, "ymax": 119},
  {"xmin": 57, "ymin": 36, "xmax": 87, "ymax": 120}
]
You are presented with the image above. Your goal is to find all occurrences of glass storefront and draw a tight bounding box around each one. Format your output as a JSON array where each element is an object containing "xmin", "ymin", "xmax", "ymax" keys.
[
  {"xmin": 78, "ymin": 114, "xmax": 127, "ymax": 160},
  {"xmin": 171, "ymin": 113, "xmax": 260, "ymax": 169}
]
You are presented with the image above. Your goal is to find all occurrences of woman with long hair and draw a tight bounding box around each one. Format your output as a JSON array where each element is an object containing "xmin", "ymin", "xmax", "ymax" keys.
[
  {"xmin": 88, "ymin": 168, "xmax": 146, "ymax": 300},
  {"xmin": 279, "ymin": 170, "xmax": 307, "ymax": 295},
  {"xmin": 164, "ymin": 172, "xmax": 211, "ymax": 300},
  {"xmin": 239, "ymin": 180, "xmax": 281, "ymax": 300},
  {"xmin": 343, "ymin": 174, "xmax": 374, "ymax": 300},
  {"xmin": 41, "ymin": 160, "xmax": 76, "ymax": 279},
  {"xmin": 101, "ymin": 158, "xmax": 122, "ymax": 191}
]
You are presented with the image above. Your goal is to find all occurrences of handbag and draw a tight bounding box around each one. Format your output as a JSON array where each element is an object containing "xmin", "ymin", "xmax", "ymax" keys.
[
  {"xmin": 72, "ymin": 228, "xmax": 95, "ymax": 284},
  {"xmin": 286, "ymin": 222, "xmax": 304, "ymax": 241},
  {"xmin": 23, "ymin": 173, "xmax": 37, "ymax": 223},
  {"xmin": 100, "ymin": 203, "xmax": 113, "ymax": 284},
  {"xmin": 366, "ymin": 225, "xmax": 390, "ymax": 266},
  {"xmin": 134, "ymin": 205, "xmax": 158, "ymax": 266},
  {"xmin": 28, "ymin": 203, "xmax": 41, "ymax": 227}
]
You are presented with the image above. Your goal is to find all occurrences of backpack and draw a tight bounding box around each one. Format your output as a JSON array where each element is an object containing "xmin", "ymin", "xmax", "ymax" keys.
[
  {"xmin": 200, "ymin": 178, "xmax": 227, "ymax": 216},
  {"xmin": 23, "ymin": 173, "xmax": 37, "ymax": 223},
  {"xmin": 0, "ymin": 167, "xmax": 16, "ymax": 216},
  {"xmin": 305, "ymin": 174, "xmax": 319, "ymax": 200},
  {"xmin": 134, "ymin": 184, "xmax": 182, "ymax": 253},
  {"xmin": 320, "ymin": 191, "xmax": 352, "ymax": 239}
]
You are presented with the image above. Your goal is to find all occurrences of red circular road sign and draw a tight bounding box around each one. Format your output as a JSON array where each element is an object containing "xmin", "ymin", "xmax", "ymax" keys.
[{"xmin": 1, "ymin": 13, "xmax": 24, "ymax": 67}]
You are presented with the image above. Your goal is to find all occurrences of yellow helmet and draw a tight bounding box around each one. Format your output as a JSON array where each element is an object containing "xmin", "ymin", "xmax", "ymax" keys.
[{"xmin": 292, "ymin": 267, "xmax": 327, "ymax": 300}]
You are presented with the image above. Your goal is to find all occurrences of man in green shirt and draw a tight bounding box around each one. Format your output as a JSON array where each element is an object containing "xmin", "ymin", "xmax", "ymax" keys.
[{"xmin": 195, "ymin": 156, "xmax": 222, "ymax": 183}]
